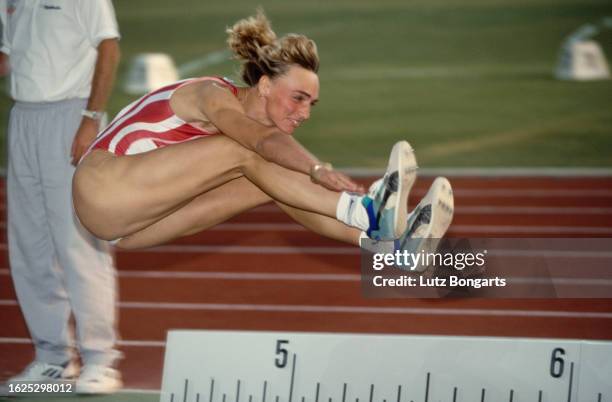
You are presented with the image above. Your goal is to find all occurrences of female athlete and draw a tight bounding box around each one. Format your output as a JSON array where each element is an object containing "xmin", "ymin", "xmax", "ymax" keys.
[{"xmin": 73, "ymin": 11, "xmax": 452, "ymax": 251}]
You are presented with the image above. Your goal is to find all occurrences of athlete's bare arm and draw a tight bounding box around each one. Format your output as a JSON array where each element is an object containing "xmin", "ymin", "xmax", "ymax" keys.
[
  {"xmin": 172, "ymin": 80, "xmax": 362, "ymax": 193},
  {"xmin": 203, "ymin": 81, "xmax": 319, "ymax": 174}
]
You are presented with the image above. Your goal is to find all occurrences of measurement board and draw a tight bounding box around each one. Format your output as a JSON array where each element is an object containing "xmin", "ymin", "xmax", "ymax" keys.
[{"xmin": 160, "ymin": 331, "xmax": 612, "ymax": 402}]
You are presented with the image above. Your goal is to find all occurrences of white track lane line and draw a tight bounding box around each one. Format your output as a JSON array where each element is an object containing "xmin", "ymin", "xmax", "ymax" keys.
[
  {"xmin": 0, "ymin": 299, "xmax": 610, "ymax": 318},
  {"xmin": 246, "ymin": 205, "xmax": 612, "ymax": 215},
  {"xmin": 0, "ymin": 187, "xmax": 610, "ymax": 200},
  {"xmin": 0, "ymin": 336, "xmax": 165, "ymax": 347},
  {"xmin": 2, "ymin": 205, "xmax": 612, "ymax": 216},
  {"xmin": 0, "ymin": 243, "xmax": 611, "ymax": 256},
  {"xmin": 456, "ymin": 206, "xmax": 612, "ymax": 215},
  {"xmin": 0, "ymin": 223, "xmax": 610, "ymax": 234},
  {"xmin": 110, "ymin": 243, "xmax": 612, "ymax": 254},
  {"xmin": 0, "ymin": 269, "xmax": 609, "ymax": 285}
]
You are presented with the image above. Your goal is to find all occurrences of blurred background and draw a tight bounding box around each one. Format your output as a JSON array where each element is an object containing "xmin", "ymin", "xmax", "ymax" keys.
[
  {"xmin": 1, "ymin": 0, "xmax": 611, "ymax": 169},
  {"xmin": 2, "ymin": 1, "xmax": 612, "ymax": 399}
]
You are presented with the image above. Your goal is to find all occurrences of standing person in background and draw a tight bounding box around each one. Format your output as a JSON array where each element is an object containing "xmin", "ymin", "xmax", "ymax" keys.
[
  {"xmin": 0, "ymin": 18, "xmax": 6, "ymax": 76},
  {"xmin": 0, "ymin": 0, "xmax": 122, "ymax": 394}
]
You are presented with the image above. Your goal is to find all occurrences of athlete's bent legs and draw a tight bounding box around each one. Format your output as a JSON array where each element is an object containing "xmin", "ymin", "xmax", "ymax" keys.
[
  {"xmin": 276, "ymin": 203, "xmax": 361, "ymax": 246},
  {"xmin": 115, "ymin": 177, "xmax": 271, "ymax": 249},
  {"xmin": 74, "ymin": 135, "xmax": 347, "ymax": 241},
  {"xmin": 115, "ymin": 177, "xmax": 361, "ymax": 249}
]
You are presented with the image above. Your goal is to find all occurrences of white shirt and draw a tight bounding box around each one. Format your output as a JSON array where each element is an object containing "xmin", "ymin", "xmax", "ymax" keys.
[{"xmin": 0, "ymin": 0, "xmax": 120, "ymax": 102}]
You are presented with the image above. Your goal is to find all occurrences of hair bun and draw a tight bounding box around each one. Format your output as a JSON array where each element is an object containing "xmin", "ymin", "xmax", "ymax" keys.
[
  {"xmin": 226, "ymin": 10, "xmax": 319, "ymax": 86},
  {"xmin": 226, "ymin": 9, "xmax": 277, "ymax": 63}
]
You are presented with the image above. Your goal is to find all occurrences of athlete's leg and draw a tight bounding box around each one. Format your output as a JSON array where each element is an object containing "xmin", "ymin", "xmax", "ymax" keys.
[
  {"xmin": 115, "ymin": 177, "xmax": 271, "ymax": 249},
  {"xmin": 115, "ymin": 177, "xmax": 361, "ymax": 250},
  {"xmin": 275, "ymin": 202, "xmax": 361, "ymax": 246},
  {"xmin": 75, "ymin": 136, "xmax": 345, "ymax": 240}
]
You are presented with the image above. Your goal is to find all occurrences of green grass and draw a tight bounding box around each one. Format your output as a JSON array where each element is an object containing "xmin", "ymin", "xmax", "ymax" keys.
[{"xmin": 1, "ymin": 0, "xmax": 611, "ymax": 168}]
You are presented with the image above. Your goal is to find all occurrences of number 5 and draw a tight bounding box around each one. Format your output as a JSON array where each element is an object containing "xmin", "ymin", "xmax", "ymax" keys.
[{"xmin": 275, "ymin": 340, "xmax": 289, "ymax": 368}]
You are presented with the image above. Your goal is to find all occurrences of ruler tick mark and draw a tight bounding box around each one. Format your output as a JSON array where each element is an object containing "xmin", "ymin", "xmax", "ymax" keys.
[
  {"xmin": 480, "ymin": 389, "xmax": 485, "ymax": 402},
  {"xmin": 567, "ymin": 362, "xmax": 574, "ymax": 402},
  {"xmin": 452, "ymin": 387, "xmax": 457, "ymax": 402},
  {"xmin": 289, "ymin": 354, "xmax": 297, "ymax": 402},
  {"xmin": 425, "ymin": 373, "xmax": 430, "ymax": 402}
]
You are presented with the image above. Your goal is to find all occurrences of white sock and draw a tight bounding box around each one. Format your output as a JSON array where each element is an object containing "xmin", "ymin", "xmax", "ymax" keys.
[{"xmin": 336, "ymin": 192, "xmax": 370, "ymax": 231}]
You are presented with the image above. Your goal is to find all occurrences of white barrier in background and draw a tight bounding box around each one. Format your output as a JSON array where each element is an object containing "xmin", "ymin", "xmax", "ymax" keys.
[
  {"xmin": 555, "ymin": 19, "xmax": 611, "ymax": 81},
  {"xmin": 123, "ymin": 53, "xmax": 179, "ymax": 95}
]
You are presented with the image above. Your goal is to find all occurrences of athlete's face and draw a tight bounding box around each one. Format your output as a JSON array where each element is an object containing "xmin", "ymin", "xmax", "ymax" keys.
[{"xmin": 261, "ymin": 65, "xmax": 319, "ymax": 135}]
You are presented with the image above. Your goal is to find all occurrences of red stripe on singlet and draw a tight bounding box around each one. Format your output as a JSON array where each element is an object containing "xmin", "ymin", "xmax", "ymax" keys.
[
  {"xmin": 114, "ymin": 124, "xmax": 212, "ymax": 155},
  {"xmin": 91, "ymin": 76, "xmax": 238, "ymax": 155}
]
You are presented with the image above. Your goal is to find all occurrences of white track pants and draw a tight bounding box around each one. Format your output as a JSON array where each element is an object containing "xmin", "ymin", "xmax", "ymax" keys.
[{"xmin": 7, "ymin": 99, "xmax": 120, "ymax": 367}]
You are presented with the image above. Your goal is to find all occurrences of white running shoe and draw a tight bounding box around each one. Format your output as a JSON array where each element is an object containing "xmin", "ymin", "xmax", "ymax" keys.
[
  {"xmin": 6, "ymin": 360, "xmax": 78, "ymax": 382},
  {"xmin": 364, "ymin": 141, "xmax": 418, "ymax": 240},
  {"xmin": 75, "ymin": 364, "xmax": 122, "ymax": 394},
  {"xmin": 396, "ymin": 176, "xmax": 454, "ymax": 271}
]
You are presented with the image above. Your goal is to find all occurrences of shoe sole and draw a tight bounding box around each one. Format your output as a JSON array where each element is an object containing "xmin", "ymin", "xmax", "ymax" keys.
[
  {"xmin": 427, "ymin": 177, "xmax": 454, "ymax": 239},
  {"xmin": 385, "ymin": 141, "xmax": 418, "ymax": 238},
  {"xmin": 412, "ymin": 177, "xmax": 454, "ymax": 272}
]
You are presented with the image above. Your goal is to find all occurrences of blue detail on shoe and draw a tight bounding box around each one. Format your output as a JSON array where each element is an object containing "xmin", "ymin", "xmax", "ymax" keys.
[
  {"xmin": 363, "ymin": 196, "xmax": 379, "ymax": 239},
  {"xmin": 364, "ymin": 175, "xmax": 400, "ymax": 241}
]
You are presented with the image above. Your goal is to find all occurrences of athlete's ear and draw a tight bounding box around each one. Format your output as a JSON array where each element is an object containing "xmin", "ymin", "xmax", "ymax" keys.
[{"xmin": 258, "ymin": 76, "xmax": 271, "ymax": 98}]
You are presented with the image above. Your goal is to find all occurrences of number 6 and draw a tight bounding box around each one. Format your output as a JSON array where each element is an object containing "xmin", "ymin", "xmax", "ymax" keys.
[{"xmin": 550, "ymin": 348, "xmax": 565, "ymax": 378}]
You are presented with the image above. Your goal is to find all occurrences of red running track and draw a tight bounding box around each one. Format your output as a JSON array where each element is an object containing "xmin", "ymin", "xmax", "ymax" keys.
[{"xmin": 0, "ymin": 176, "xmax": 611, "ymax": 389}]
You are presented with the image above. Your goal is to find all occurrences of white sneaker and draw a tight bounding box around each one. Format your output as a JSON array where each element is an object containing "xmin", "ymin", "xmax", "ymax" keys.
[
  {"xmin": 6, "ymin": 360, "xmax": 78, "ymax": 382},
  {"xmin": 75, "ymin": 364, "xmax": 122, "ymax": 394},
  {"xmin": 364, "ymin": 141, "xmax": 418, "ymax": 240},
  {"xmin": 396, "ymin": 177, "xmax": 455, "ymax": 272}
]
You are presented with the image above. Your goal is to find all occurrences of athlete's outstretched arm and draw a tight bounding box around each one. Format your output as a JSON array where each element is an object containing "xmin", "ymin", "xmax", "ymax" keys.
[{"xmin": 179, "ymin": 81, "xmax": 362, "ymax": 193}]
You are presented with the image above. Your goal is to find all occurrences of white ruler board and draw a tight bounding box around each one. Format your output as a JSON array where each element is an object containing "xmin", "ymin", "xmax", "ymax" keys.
[{"xmin": 160, "ymin": 331, "xmax": 612, "ymax": 402}]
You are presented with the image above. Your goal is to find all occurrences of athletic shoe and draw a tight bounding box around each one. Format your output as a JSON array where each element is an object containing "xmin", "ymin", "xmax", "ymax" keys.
[
  {"xmin": 6, "ymin": 360, "xmax": 78, "ymax": 382},
  {"xmin": 363, "ymin": 141, "xmax": 417, "ymax": 241},
  {"xmin": 395, "ymin": 177, "xmax": 454, "ymax": 271},
  {"xmin": 75, "ymin": 364, "xmax": 122, "ymax": 394}
]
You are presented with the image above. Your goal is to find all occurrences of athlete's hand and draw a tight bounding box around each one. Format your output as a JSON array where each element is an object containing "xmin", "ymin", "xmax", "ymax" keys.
[
  {"xmin": 70, "ymin": 118, "xmax": 99, "ymax": 165},
  {"xmin": 312, "ymin": 166, "xmax": 365, "ymax": 194}
]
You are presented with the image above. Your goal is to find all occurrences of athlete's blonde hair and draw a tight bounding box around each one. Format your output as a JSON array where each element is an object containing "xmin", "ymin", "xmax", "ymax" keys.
[{"xmin": 226, "ymin": 10, "xmax": 319, "ymax": 86}]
